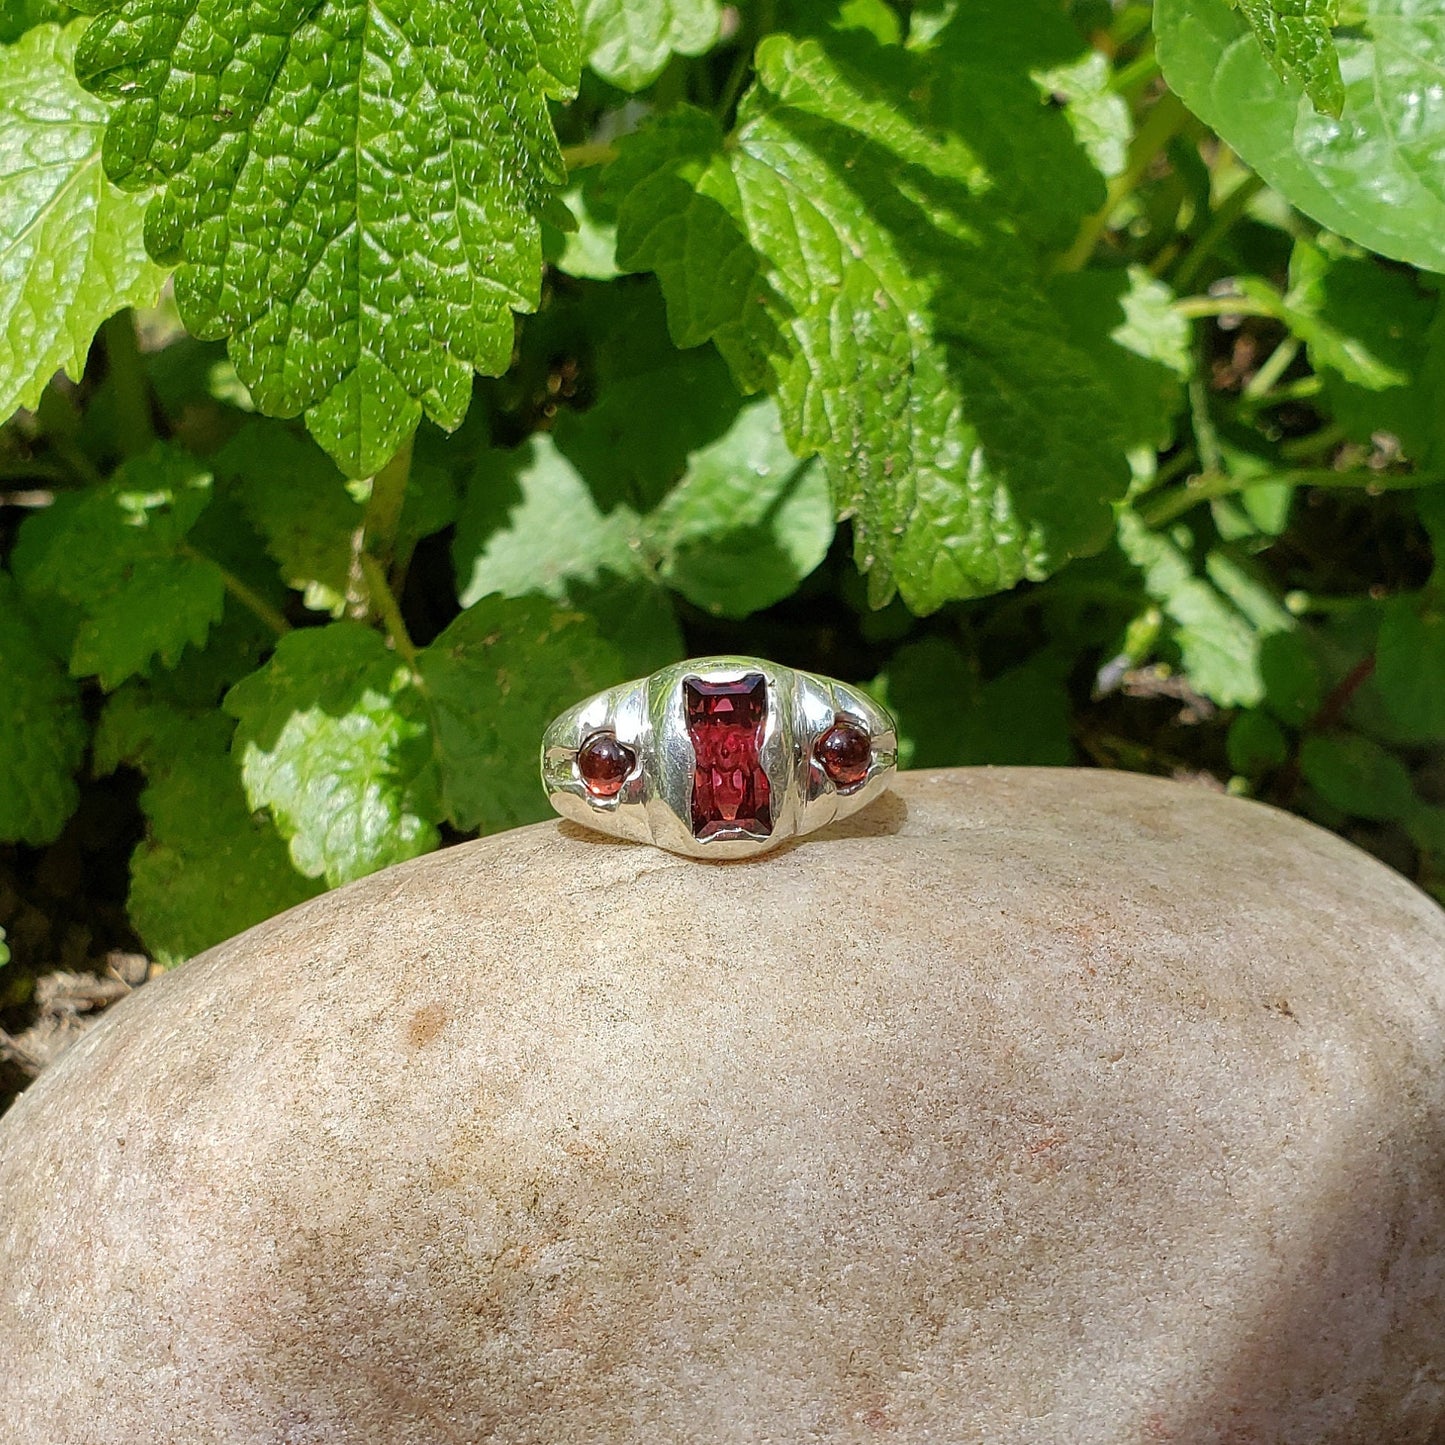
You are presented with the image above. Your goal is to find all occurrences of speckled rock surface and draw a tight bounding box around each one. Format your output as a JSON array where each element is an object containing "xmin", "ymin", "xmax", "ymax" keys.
[{"xmin": 3, "ymin": 768, "xmax": 1445, "ymax": 1444}]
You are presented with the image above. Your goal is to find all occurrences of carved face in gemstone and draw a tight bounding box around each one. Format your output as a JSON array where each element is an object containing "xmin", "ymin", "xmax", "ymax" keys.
[{"xmin": 683, "ymin": 674, "xmax": 772, "ymax": 841}]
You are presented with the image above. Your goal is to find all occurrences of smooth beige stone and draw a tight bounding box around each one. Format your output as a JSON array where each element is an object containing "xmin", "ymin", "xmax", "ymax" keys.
[{"xmin": 2, "ymin": 768, "xmax": 1445, "ymax": 1444}]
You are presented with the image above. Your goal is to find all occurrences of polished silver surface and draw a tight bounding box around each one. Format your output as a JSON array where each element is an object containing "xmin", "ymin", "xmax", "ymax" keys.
[{"xmin": 540, "ymin": 656, "xmax": 898, "ymax": 859}]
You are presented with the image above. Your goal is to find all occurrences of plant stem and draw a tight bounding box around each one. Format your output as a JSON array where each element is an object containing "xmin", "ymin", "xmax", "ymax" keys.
[
  {"xmin": 362, "ymin": 433, "xmax": 414, "ymax": 577},
  {"xmin": 1279, "ymin": 422, "xmax": 1345, "ymax": 462},
  {"xmin": 180, "ymin": 542, "xmax": 291, "ymax": 636},
  {"xmin": 1174, "ymin": 294, "xmax": 1279, "ymax": 321},
  {"xmin": 1186, "ymin": 347, "xmax": 1223, "ymax": 477},
  {"xmin": 1053, "ymin": 91, "xmax": 1189, "ymax": 273},
  {"xmin": 360, "ymin": 553, "xmax": 418, "ymax": 666},
  {"xmin": 1139, "ymin": 466, "xmax": 1445, "ymax": 528},
  {"xmin": 1171, "ymin": 172, "xmax": 1266, "ymax": 291},
  {"xmin": 1241, "ymin": 336, "xmax": 1300, "ymax": 401},
  {"xmin": 102, "ymin": 310, "xmax": 155, "ymax": 458},
  {"xmin": 50, "ymin": 440, "xmax": 105, "ymax": 490},
  {"xmin": 346, "ymin": 434, "xmax": 418, "ymax": 649},
  {"xmin": 561, "ymin": 141, "xmax": 618, "ymax": 173}
]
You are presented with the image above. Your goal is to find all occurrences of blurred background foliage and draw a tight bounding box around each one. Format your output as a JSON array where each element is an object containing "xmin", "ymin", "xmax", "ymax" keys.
[{"xmin": 3, "ymin": 0, "xmax": 1445, "ymax": 1100}]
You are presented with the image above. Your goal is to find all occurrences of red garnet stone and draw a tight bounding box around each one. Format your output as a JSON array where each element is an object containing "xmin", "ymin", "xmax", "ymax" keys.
[
  {"xmin": 816, "ymin": 717, "xmax": 872, "ymax": 789},
  {"xmin": 684, "ymin": 674, "xmax": 772, "ymax": 840},
  {"xmin": 577, "ymin": 731, "xmax": 635, "ymax": 798}
]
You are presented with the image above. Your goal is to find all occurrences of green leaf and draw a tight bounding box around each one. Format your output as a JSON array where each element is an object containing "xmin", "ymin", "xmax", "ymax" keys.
[
  {"xmin": 10, "ymin": 443, "xmax": 226, "ymax": 688},
  {"xmin": 74, "ymin": 0, "xmax": 581, "ymax": 477},
  {"xmin": 0, "ymin": 925, "xmax": 9, "ymax": 968},
  {"xmin": 1229, "ymin": 0, "xmax": 1344, "ymax": 116},
  {"xmin": 565, "ymin": 573, "xmax": 684, "ymax": 680},
  {"xmin": 450, "ymin": 384, "xmax": 838, "ymax": 621},
  {"xmin": 648, "ymin": 396, "xmax": 833, "ymax": 618},
  {"xmin": 552, "ymin": 344, "xmax": 740, "ymax": 511},
  {"xmin": 1268, "ymin": 239, "xmax": 1418, "ymax": 394},
  {"xmin": 96, "ymin": 687, "xmax": 319, "ymax": 962},
  {"xmin": 1375, "ymin": 593, "xmax": 1445, "ymax": 740},
  {"xmin": 1048, "ymin": 265, "xmax": 1193, "ymax": 453},
  {"xmin": 543, "ymin": 183, "xmax": 621, "ymax": 281},
  {"xmin": 1157, "ymin": 0, "xmax": 1445, "ymax": 271},
  {"xmin": 454, "ymin": 433, "xmax": 641, "ymax": 606},
  {"xmin": 1117, "ymin": 511, "xmax": 1294, "ymax": 707},
  {"xmin": 1035, "ymin": 49, "xmax": 1132, "ymax": 179},
  {"xmin": 873, "ymin": 637, "xmax": 1074, "ymax": 769},
  {"xmin": 1300, "ymin": 730, "xmax": 1415, "ymax": 821},
  {"xmin": 1278, "ymin": 242, "xmax": 1438, "ymax": 454},
  {"xmin": 0, "ymin": 571, "xmax": 86, "ymax": 844},
  {"xmin": 216, "ymin": 422, "xmax": 362, "ymax": 616},
  {"xmin": 224, "ymin": 624, "xmax": 439, "ymax": 886},
  {"xmin": 0, "ymin": 20, "xmax": 165, "ymax": 419},
  {"xmin": 0, "ymin": 2, "xmax": 73, "ymax": 44},
  {"xmin": 606, "ymin": 17, "xmax": 1130, "ymax": 612},
  {"xmin": 414, "ymin": 594, "xmax": 627, "ymax": 833},
  {"xmin": 579, "ymin": 0, "xmax": 720, "ymax": 90},
  {"xmin": 1226, "ymin": 709, "xmax": 1290, "ymax": 776}
]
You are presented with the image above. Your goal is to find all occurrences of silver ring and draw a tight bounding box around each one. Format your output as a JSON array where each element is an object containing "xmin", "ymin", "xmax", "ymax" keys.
[{"xmin": 540, "ymin": 656, "xmax": 898, "ymax": 859}]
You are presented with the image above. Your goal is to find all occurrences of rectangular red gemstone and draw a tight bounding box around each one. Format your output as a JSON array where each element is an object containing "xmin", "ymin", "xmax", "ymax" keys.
[{"xmin": 684, "ymin": 674, "xmax": 773, "ymax": 840}]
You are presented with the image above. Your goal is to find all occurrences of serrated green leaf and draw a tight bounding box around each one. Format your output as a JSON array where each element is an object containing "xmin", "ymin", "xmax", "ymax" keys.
[
  {"xmin": 224, "ymin": 624, "xmax": 438, "ymax": 885},
  {"xmin": 1300, "ymin": 730, "xmax": 1415, "ymax": 820},
  {"xmin": 606, "ymin": 18, "xmax": 1128, "ymax": 612},
  {"xmin": 1049, "ymin": 265, "xmax": 1193, "ymax": 453},
  {"xmin": 1230, "ymin": 0, "xmax": 1344, "ymax": 116},
  {"xmin": 10, "ymin": 443, "xmax": 226, "ymax": 688},
  {"xmin": 552, "ymin": 344, "xmax": 740, "ymax": 510},
  {"xmin": 1035, "ymin": 49, "xmax": 1132, "ymax": 179},
  {"xmin": 455, "ymin": 433, "xmax": 642, "ymax": 606},
  {"xmin": 579, "ymin": 0, "xmax": 720, "ymax": 90},
  {"xmin": 1118, "ymin": 511, "xmax": 1294, "ymax": 707},
  {"xmin": 0, "ymin": 20, "xmax": 165, "ymax": 419},
  {"xmin": 74, "ymin": 0, "xmax": 580, "ymax": 477},
  {"xmin": 414, "ymin": 594, "xmax": 626, "ymax": 833},
  {"xmin": 0, "ymin": 2, "xmax": 72, "ymax": 43},
  {"xmin": 456, "ymin": 385, "xmax": 833, "ymax": 620},
  {"xmin": 216, "ymin": 422, "xmax": 362, "ymax": 616},
  {"xmin": 0, "ymin": 571, "xmax": 86, "ymax": 844},
  {"xmin": 543, "ymin": 183, "xmax": 621, "ymax": 280},
  {"xmin": 648, "ymin": 396, "xmax": 833, "ymax": 617},
  {"xmin": 96, "ymin": 687, "xmax": 319, "ymax": 961},
  {"xmin": 1375, "ymin": 593, "xmax": 1445, "ymax": 740},
  {"xmin": 1158, "ymin": 0, "xmax": 1445, "ymax": 271}
]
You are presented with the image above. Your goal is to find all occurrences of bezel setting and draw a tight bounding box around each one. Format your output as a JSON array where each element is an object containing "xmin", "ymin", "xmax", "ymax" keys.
[{"xmin": 540, "ymin": 656, "xmax": 898, "ymax": 859}]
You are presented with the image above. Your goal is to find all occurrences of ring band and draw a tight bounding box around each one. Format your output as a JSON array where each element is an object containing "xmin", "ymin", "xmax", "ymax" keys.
[{"xmin": 540, "ymin": 656, "xmax": 898, "ymax": 859}]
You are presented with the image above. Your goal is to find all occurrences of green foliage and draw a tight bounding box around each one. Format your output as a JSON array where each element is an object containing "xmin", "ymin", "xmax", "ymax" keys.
[
  {"xmin": 0, "ymin": 20, "xmax": 163, "ymax": 417},
  {"xmin": 415, "ymin": 594, "xmax": 627, "ymax": 832},
  {"xmin": 1158, "ymin": 0, "xmax": 1445, "ymax": 270},
  {"xmin": 95, "ymin": 685, "xmax": 321, "ymax": 961},
  {"xmin": 1230, "ymin": 0, "xmax": 1344, "ymax": 116},
  {"xmin": 72, "ymin": 0, "xmax": 581, "ymax": 476},
  {"xmin": 579, "ymin": 0, "xmax": 719, "ymax": 89},
  {"xmin": 11, "ymin": 443, "xmax": 225, "ymax": 687},
  {"xmin": 3, "ymin": 0, "xmax": 1445, "ymax": 986},
  {"xmin": 604, "ymin": 14, "xmax": 1135, "ymax": 612},
  {"xmin": 0, "ymin": 571, "xmax": 86, "ymax": 843},
  {"xmin": 453, "ymin": 383, "xmax": 831, "ymax": 619},
  {"xmin": 225, "ymin": 623, "xmax": 439, "ymax": 886}
]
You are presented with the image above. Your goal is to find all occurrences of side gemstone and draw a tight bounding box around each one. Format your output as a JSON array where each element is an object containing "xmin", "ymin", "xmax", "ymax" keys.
[{"xmin": 683, "ymin": 674, "xmax": 773, "ymax": 840}]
